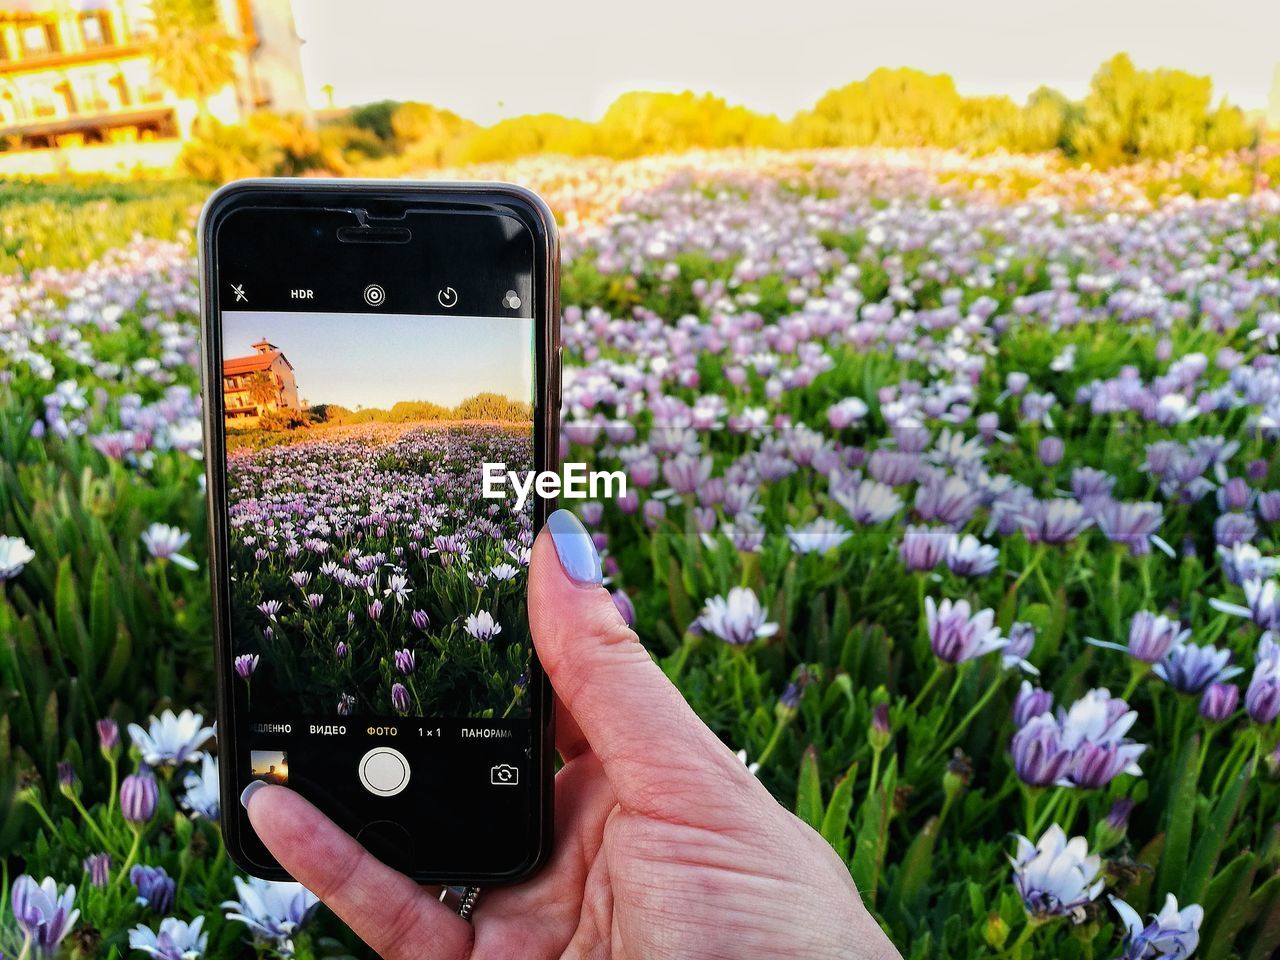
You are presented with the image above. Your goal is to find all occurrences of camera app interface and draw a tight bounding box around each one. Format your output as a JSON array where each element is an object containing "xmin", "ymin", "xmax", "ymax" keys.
[{"xmin": 222, "ymin": 311, "xmax": 533, "ymax": 723}]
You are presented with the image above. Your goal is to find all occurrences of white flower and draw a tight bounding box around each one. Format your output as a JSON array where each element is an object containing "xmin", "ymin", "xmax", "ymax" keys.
[
  {"xmin": 489, "ymin": 563, "xmax": 520, "ymax": 581},
  {"xmin": 182, "ymin": 753, "xmax": 220, "ymax": 820},
  {"xmin": 222, "ymin": 878, "xmax": 319, "ymax": 955},
  {"xmin": 464, "ymin": 610, "xmax": 503, "ymax": 641},
  {"xmin": 925, "ymin": 597, "xmax": 1007, "ymax": 663},
  {"xmin": 832, "ymin": 477, "xmax": 903, "ymax": 525},
  {"xmin": 1110, "ymin": 893, "xmax": 1203, "ymax": 960},
  {"xmin": 10, "ymin": 875, "xmax": 79, "ymax": 952},
  {"xmin": 735, "ymin": 748, "xmax": 761, "ymax": 776},
  {"xmin": 1010, "ymin": 824, "xmax": 1103, "ymax": 922},
  {"xmin": 945, "ymin": 534, "xmax": 1000, "ymax": 577},
  {"xmin": 699, "ymin": 586, "xmax": 779, "ymax": 645},
  {"xmin": 785, "ymin": 517, "xmax": 852, "ymax": 555},
  {"xmin": 127, "ymin": 709, "xmax": 214, "ymax": 767},
  {"xmin": 382, "ymin": 573, "xmax": 411, "ymax": 605},
  {"xmin": 140, "ymin": 523, "xmax": 198, "ymax": 571},
  {"xmin": 129, "ymin": 915, "xmax": 208, "ymax": 960},
  {"xmin": 0, "ymin": 535, "xmax": 36, "ymax": 581},
  {"xmin": 1050, "ymin": 344, "xmax": 1077, "ymax": 373}
]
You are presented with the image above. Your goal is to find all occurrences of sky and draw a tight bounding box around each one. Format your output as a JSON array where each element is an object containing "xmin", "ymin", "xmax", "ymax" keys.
[
  {"xmin": 292, "ymin": 0, "xmax": 1280, "ymax": 125},
  {"xmin": 223, "ymin": 311, "xmax": 533, "ymax": 410}
]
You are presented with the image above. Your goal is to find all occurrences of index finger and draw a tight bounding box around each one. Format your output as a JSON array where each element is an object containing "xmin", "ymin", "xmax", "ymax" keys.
[{"xmin": 241, "ymin": 783, "xmax": 473, "ymax": 960}]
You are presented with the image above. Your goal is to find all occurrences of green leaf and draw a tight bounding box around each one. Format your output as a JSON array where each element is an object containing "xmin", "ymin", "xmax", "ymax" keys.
[
  {"xmin": 1157, "ymin": 732, "xmax": 1200, "ymax": 899},
  {"xmin": 1200, "ymin": 852, "xmax": 1257, "ymax": 960},
  {"xmin": 1182, "ymin": 766, "xmax": 1249, "ymax": 904},
  {"xmin": 795, "ymin": 745, "xmax": 822, "ymax": 829},
  {"xmin": 1244, "ymin": 873, "xmax": 1280, "ymax": 960},
  {"xmin": 820, "ymin": 761, "xmax": 858, "ymax": 859}
]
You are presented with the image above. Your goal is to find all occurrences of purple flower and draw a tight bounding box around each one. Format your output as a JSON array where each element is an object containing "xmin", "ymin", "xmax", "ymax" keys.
[
  {"xmin": 899, "ymin": 525, "xmax": 953, "ymax": 572},
  {"xmin": 1200, "ymin": 682, "xmax": 1239, "ymax": 722},
  {"xmin": 306, "ymin": 592, "xmax": 325, "ymax": 610},
  {"xmin": 257, "ymin": 600, "xmax": 283, "ymax": 621},
  {"xmin": 925, "ymin": 597, "xmax": 1006, "ymax": 664},
  {"xmin": 234, "ymin": 653, "xmax": 259, "ymax": 679},
  {"xmin": 410, "ymin": 608, "xmax": 430, "ymax": 631},
  {"xmin": 1259, "ymin": 491, "xmax": 1280, "ymax": 524},
  {"xmin": 393, "ymin": 649, "xmax": 416, "ymax": 675},
  {"xmin": 464, "ymin": 610, "xmax": 503, "ymax": 641},
  {"xmin": 1095, "ymin": 501, "xmax": 1169, "ymax": 557},
  {"xmin": 120, "ymin": 771, "xmax": 159, "ymax": 823},
  {"xmin": 337, "ymin": 693, "xmax": 355, "ymax": 716},
  {"xmin": 1128, "ymin": 611, "xmax": 1189, "ymax": 664},
  {"xmin": 84, "ymin": 853, "xmax": 111, "ymax": 888},
  {"xmin": 367, "ymin": 599, "xmax": 384, "ymax": 621},
  {"xmin": 1011, "ymin": 714, "xmax": 1072, "ymax": 786},
  {"xmin": 1214, "ymin": 512, "xmax": 1257, "ymax": 548},
  {"xmin": 1109, "ymin": 894, "xmax": 1203, "ymax": 960},
  {"xmin": 1013, "ymin": 680, "xmax": 1054, "ymax": 726},
  {"xmin": 915, "ymin": 474, "xmax": 979, "ymax": 527},
  {"xmin": 334, "ymin": 641, "xmax": 348, "ymax": 660},
  {"xmin": 1002, "ymin": 623, "xmax": 1039, "ymax": 675},
  {"xmin": 11, "ymin": 875, "xmax": 80, "ymax": 955},
  {"xmin": 130, "ymin": 864, "xmax": 175, "ymax": 913},
  {"xmin": 1020, "ymin": 498, "xmax": 1092, "ymax": 545},
  {"xmin": 390, "ymin": 682, "xmax": 410, "ymax": 715},
  {"xmin": 1154, "ymin": 642, "xmax": 1244, "ymax": 694},
  {"xmin": 1245, "ymin": 636, "xmax": 1280, "ymax": 724},
  {"xmin": 945, "ymin": 534, "xmax": 1000, "ymax": 577},
  {"xmin": 57, "ymin": 760, "xmax": 76, "ymax": 789},
  {"xmin": 1038, "ymin": 436, "xmax": 1064, "ymax": 467}
]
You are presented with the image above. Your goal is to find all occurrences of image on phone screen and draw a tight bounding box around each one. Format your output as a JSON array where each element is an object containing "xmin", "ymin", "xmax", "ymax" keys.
[{"xmin": 221, "ymin": 310, "xmax": 534, "ymax": 721}]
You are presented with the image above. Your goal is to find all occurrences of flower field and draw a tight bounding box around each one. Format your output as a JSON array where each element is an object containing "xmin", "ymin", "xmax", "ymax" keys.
[
  {"xmin": 1, "ymin": 146, "xmax": 1279, "ymax": 958},
  {"xmin": 226, "ymin": 423, "xmax": 533, "ymax": 720}
]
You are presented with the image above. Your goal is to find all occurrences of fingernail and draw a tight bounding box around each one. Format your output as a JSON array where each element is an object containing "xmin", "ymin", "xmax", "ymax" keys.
[
  {"xmin": 547, "ymin": 509, "xmax": 602, "ymax": 584},
  {"xmin": 240, "ymin": 780, "xmax": 267, "ymax": 809}
]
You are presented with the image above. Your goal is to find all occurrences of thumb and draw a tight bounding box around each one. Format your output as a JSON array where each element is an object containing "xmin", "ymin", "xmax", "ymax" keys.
[{"xmin": 529, "ymin": 509, "xmax": 759, "ymax": 824}]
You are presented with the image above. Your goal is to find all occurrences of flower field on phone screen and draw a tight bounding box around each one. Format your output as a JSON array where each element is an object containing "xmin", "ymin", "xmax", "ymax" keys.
[
  {"xmin": 226, "ymin": 424, "xmax": 533, "ymax": 720},
  {"xmin": 1, "ymin": 146, "xmax": 1279, "ymax": 959}
]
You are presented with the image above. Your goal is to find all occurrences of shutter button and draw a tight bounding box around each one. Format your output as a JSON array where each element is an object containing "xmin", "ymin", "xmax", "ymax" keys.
[{"xmin": 358, "ymin": 747, "xmax": 410, "ymax": 797}]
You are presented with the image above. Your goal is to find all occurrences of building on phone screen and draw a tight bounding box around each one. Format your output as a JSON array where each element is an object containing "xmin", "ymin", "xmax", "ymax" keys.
[{"xmin": 222, "ymin": 338, "xmax": 301, "ymax": 427}]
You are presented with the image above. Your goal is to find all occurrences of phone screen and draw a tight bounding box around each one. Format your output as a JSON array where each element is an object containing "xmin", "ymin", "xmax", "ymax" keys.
[{"xmin": 207, "ymin": 196, "xmax": 553, "ymax": 880}]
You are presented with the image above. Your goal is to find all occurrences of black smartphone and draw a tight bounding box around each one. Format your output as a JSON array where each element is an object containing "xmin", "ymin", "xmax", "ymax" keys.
[{"xmin": 197, "ymin": 180, "xmax": 558, "ymax": 883}]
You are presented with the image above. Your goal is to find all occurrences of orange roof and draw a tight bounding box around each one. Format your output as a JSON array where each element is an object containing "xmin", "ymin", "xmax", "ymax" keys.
[{"xmin": 223, "ymin": 351, "xmax": 281, "ymax": 376}]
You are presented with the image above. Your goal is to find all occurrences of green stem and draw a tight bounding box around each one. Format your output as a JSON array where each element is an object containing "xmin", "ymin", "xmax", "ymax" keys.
[
  {"xmin": 115, "ymin": 826, "xmax": 143, "ymax": 888},
  {"xmin": 755, "ymin": 715, "xmax": 792, "ymax": 769},
  {"xmin": 23, "ymin": 795, "xmax": 59, "ymax": 837},
  {"xmin": 106, "ymin": 754, "xmax": 119, "ymax": 819},
  {"xmin": 1000, "ymin": 917, "xmax": 1046, "ymax": 959},
  {"xmin": 909, "ymin": 663, "xmax": 946, "ymax": 712},
  {"xmin": 666, "ymin": 634, "xmax": 696, "ymax": 680},
  {"xmin": 925, "ymin": 672, "xmax": 1007, "ymax": 765},
  {"xmin": 866, "ymin": 746, "xmax": 883, "ymax": 807},
  {"xmin": 67, "ymin": 792, "xmax": 117, "ymax": 855}
]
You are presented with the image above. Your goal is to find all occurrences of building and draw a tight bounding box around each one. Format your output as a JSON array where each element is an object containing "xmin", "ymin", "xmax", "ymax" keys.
[
  {"xmin": 0, "ymin": 0, "xmax": 308, "ymax": 173},
  {"xmin": 222, "ymin": 337, "xmax": 300, "ymax": 426}
]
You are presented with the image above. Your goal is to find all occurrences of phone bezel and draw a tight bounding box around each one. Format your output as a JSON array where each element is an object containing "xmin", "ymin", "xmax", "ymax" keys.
[{"xmin": 197, "ymin": 178, "xmax": 560, "ymax": 884}]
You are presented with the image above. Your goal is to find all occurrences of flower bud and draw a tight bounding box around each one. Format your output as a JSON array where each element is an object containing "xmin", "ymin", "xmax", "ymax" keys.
[
  {"xmin": 84, "ymin": 853, "xmax": 112, "ymax": 888},
  {"xmin": 868, "ymin": 703, "xmax": 892, "ymax": 753},
  {"xmin": 943, "ymin": 749, "xmax": 972, "ymax": 800},
  {"xmin": 97, "ymin": 718, "xmax": 120, "ymax": 760},
  {"xmin": 120, "ymin": 771, "xmax": 159, "ymax": 824},
  {"xmin": 1200, "ymin": 682, "xmax": 1239, "ymax": 723},
  {"xmin": 984, "ymin": 913, "xmax": 1010, "ymax": 949},
  {"xmin": 1094, "ymin": 797, "xmax": 1134, "ymax": 850}
]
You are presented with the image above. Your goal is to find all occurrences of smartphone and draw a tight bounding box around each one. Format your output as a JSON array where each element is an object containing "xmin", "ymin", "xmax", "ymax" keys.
[{"xmin": 197, "ymin": 180, "xmax": 558, "ymax": 883}]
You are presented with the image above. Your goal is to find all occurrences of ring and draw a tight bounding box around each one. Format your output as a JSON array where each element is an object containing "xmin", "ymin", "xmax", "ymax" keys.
[{"xmin": 438, "ymin": 885, "xmax": 481, "ymax": 921}]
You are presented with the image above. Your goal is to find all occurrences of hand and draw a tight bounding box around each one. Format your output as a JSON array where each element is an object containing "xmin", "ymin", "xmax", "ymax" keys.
[{"xmin": 242, "ymin": 509, "xmax": 902, "ymax": 960}]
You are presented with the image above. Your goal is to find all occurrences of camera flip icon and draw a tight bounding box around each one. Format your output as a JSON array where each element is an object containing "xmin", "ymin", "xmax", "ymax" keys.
[{"xmin": 490, "ymin": 763, "xmax": 519, "ymax": 786}]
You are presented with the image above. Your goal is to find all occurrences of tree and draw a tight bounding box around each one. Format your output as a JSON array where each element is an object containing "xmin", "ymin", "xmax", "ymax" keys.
[
  {"xmin": 145, "ymin": 0, "xmax": 237, "ymax": 131},
  {"xmin": 246, "ymin": 371, "xmax": 279, "ymax": 412}
]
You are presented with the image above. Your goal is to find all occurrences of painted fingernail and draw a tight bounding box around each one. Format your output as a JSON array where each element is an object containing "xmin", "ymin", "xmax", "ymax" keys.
[
  {"xmin": 240, "ymin": 780, "xmax": 268, "ymax": 809},
  {"xmin": 547, "ymin": 509, "xmax": 602, "ymax": 584}
]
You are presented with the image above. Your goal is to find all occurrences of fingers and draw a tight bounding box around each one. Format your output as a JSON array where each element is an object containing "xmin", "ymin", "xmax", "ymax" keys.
[
  {"xmin": 528, "ymin": 512, "xmax": 760, "ymax": 826},
  {"xmin": 242, "ymin": 784, "xmax": 472, "ymax": 960}
]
